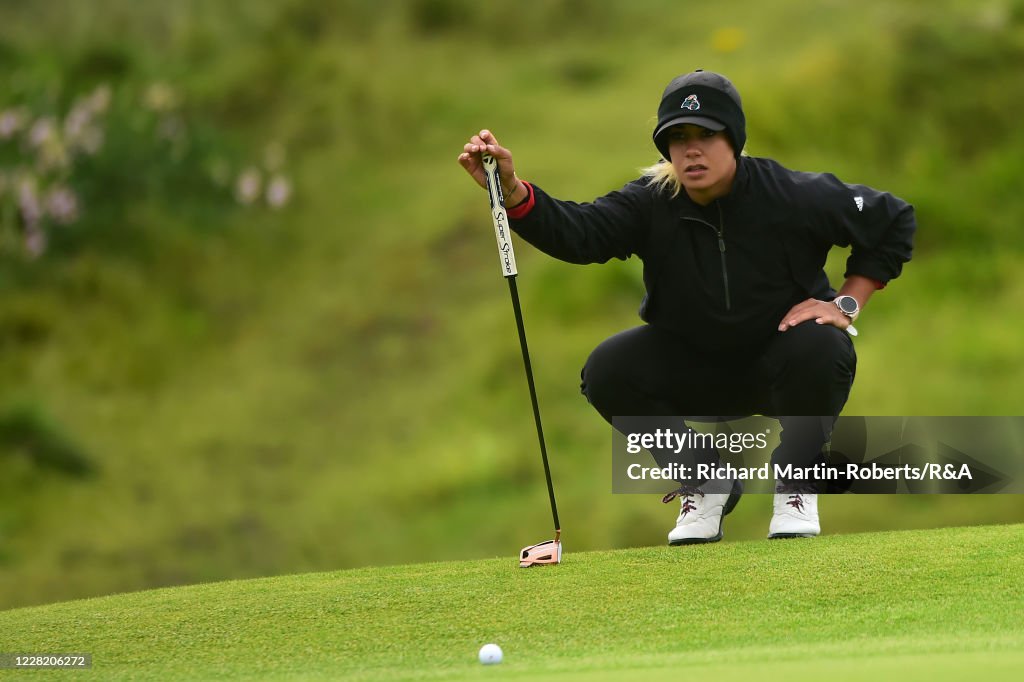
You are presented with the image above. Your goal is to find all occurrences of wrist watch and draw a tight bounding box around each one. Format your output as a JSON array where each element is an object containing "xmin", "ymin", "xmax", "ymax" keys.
[
  {"xmin": 833, "ymin": 295, "xmax": 860, "ymax": 320},
  {"xmin": 834, "ymin": 295, "xmax": 859, "ymax": 336}
]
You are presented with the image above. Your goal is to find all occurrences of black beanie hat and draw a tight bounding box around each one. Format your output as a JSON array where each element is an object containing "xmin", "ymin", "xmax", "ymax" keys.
[{"xmin": 653, "ymin": 70, "xmax": 745, "ymax": 159}]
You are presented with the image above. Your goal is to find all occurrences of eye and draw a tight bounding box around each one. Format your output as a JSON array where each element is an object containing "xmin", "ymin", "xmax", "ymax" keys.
[{"xmin": 701, "ymin": 129, "xmax": 718, "ymax": 138}]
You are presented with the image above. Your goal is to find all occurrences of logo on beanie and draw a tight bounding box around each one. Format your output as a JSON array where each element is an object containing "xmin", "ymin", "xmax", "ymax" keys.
[{"xmin": 680, "ymin": 94, "xmax": 700, "ymax": 111}]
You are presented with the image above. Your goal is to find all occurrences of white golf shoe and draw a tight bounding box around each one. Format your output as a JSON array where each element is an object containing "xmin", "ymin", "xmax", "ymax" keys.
[
  {"xmin": 768, "ymin": 489, "xmax": 820, "ymax": 539},
  {"xmin": 664, "ymin": 483, "xmax": 740, "ymax": 545}
]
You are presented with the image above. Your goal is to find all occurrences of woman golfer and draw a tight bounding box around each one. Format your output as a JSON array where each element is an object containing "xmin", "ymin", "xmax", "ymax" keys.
[{"xmin": 458, "ymin": 70, "xmax": 915, "ymax": 544}]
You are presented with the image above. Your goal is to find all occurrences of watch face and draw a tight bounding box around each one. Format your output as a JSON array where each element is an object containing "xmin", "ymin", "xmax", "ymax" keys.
[{"xmin": 836, "ymin": 296, "xmax": 858, "ymax": 315}]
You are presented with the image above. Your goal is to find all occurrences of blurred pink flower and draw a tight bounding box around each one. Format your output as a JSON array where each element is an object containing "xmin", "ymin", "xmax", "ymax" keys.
[
  {"xmin": 24, "ymin": 224, "xmax": 47, "ymax": 258},
  {"xmin": 234, "ymin": 167, "xmax": 262, "ymax": 205},
  {"xmin": 63, "ymin": 85, "xmax": 109, "ymax": 156},
  {"xmin": 28, "ymin": 117, "xmax": 57, "ymax": 148},
  {"xmin": 64, "ymin": 107, "xmax": 101, "ymax": 155},
  {"xmin": 64, "ymin": 105, "xmax": 92, "ymax": 140},
  {"xmin": 45, "ymin": 186, "xmax": 80, "ymax": 225},
  {"xmin": 17, "ymin": 177, "xmax": 42, "ymax": 226},
  {"xmin": 266, "ymin": 175, "xmax": 292, "ymax": 209},
  {"xmin": 0, "ymin": 108, "xmax": 28, "ymax": 140}
]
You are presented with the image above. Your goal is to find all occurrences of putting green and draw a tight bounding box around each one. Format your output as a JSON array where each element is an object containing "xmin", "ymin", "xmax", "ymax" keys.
[{"xmin": 1, "ymin": 524, "xmax": 1021, "ymax": 680}]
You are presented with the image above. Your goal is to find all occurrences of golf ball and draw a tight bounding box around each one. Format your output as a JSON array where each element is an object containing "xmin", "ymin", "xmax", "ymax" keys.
[{"xmin": 478, "ymin": 643, "xmax": 503, "ymax": 665}]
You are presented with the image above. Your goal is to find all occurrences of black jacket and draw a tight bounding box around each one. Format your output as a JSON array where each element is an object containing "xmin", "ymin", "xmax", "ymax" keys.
[{"xmin": 509, "ymin": 156, "xmax": 916, "ymax": 353}]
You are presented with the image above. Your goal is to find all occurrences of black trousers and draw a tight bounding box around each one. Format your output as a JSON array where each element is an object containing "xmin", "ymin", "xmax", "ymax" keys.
[{"xmin": 580, "ymin": 322, "xmax": 857, "ymax": 489}]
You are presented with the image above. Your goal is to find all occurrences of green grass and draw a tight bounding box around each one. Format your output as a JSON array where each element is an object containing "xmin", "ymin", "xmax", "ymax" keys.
[{"xmin": 1, "ymin": 524, "xmax": 1022, "ymax": 680}]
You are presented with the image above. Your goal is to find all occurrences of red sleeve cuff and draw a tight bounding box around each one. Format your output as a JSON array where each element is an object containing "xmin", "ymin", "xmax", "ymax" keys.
[{"xmin": 507, "ymin": 181, "xmax": 535, "ymax": 219}]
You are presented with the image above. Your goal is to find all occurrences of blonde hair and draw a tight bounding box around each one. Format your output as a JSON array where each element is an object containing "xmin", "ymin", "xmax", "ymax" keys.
[
  {"xmin": 640, "ymin": 160, "xmax": 681, "ymax": 198},
  {"xmin": 640, "ymin": 147, "xmax": 750, "ymax": 199}
]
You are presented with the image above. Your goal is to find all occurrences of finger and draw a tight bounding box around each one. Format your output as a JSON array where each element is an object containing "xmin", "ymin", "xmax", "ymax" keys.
[
  {"xmin": 815, "ymin": 314, "xmax": 849, "ymax": 329},
  {"xmin": 777, "ymin": 303, "xmax": 806, "ymax": 329},
  {"xmin": 779, "ymin": 307, "xmax": 827, "ymax": 331},
  {"xmin": 472, "ymin": 133, "xmax": 492, "ymax": 152},
  {"xmin": 484, "ymin": 143, "xmax": 511, "ymax": 160},
  {"xmin": 466, "ymin": 140, "xmax": 506, "ymax": 161},
  {"xmin": 460, "ymin": 156, "xmax": 483, "ymax": 181},
  {"xmin": 466, "ymin": 132, "xmax": 488, "ymax": 146},
  {"xmin": 779, "ymin": 299, "xmax": 836, "ymax": 331},
  {"xmin": 481, "ymin": 132, "xmax": 515, "ymax": 162}
]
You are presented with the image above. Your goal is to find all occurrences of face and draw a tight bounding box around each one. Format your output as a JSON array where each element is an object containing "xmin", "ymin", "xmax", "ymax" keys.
[{"xmin": 666, "ymin": 124, "xmax": 737, "ymax": 205}]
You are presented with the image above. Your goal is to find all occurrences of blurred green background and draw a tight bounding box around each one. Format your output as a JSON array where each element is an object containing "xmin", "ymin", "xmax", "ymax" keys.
[{"xmin": 1, "ymin": 0, "xmax": 1023, "ymax": 611}]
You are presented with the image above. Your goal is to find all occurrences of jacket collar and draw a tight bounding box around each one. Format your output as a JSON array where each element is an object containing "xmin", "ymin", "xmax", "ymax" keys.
[{"xmin": 673, "ymin": 156, "xmax": 749, "ymax": 213}]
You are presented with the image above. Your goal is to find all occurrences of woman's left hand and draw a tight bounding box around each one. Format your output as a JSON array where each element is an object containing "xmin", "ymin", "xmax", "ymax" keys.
[{"xmin": 777, "ymin": 299, "xmax": 851, "ymax": 332}]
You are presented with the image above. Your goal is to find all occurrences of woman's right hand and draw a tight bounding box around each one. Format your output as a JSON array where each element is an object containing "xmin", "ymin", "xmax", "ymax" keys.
[{"xmin": 458, "ymin": 129, "xmax": 524, "ymax": 203}]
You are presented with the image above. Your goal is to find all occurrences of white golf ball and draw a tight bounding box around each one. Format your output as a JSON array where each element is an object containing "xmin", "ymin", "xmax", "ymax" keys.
[{"xmin": 478, "ymin": 643, "xmax": 503, "ymax": 665}]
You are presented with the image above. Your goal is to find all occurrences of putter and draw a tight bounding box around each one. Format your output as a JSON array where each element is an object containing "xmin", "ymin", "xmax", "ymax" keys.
[{"xmin": 481, "ymin": 153, "xmax": 562, "ymax": 568}]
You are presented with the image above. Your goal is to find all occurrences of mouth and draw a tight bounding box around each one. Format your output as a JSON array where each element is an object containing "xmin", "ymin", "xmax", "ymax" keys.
[{"xmin": 683, "ymin": 164, "xmax": 708, "ymax": 178}]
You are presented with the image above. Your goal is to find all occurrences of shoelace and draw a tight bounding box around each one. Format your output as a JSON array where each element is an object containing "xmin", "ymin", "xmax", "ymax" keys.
[
  {"xmin": 786, "ymin": 494, "xmax": 805, "ymax": 513},
  {"xmin": 662, "ymin": 485, "xmax": 703, "ymax": 505},
  {"xmin": 776, "ymin": 480, "xmax": 819, "ymax": 495}
]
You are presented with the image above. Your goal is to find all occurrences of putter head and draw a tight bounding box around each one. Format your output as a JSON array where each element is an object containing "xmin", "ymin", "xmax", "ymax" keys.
[{"xmin": 519, "ymin": 537, "xmax": 562, "ymax": 568}]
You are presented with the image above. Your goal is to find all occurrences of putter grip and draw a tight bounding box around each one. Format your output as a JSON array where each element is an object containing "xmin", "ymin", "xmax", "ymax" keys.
[{"xmin": 482, "ymin": 154, "xmax": 518, "ymax": 277}]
